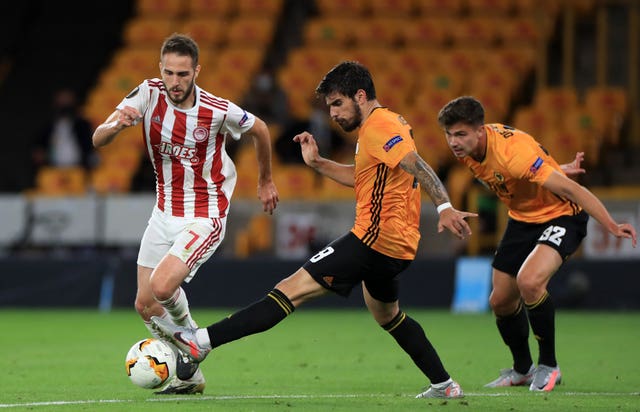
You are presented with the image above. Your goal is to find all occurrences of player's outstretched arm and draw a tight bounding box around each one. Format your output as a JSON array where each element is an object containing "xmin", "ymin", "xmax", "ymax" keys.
[
  {"xmin": 399, "ymin": 151, "xmax": 477, "ymax": 240},
  {"xmin": 92, "ymin": 106, "xmax": 142, "ymax": 147},
  {"xmin": 293, "ymin": 131, "xmax": 355, "ymax": 187},
  {"xmin": 543, "ymin": 171, "xmax": 637, "ymax": 247},
  {"xmin": 244, "ymin": 117, "xmax": 279, "ymax": 214}
]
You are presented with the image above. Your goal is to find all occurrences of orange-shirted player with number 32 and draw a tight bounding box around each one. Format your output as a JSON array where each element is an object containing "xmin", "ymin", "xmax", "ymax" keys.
[
  {"xmin": 438, "ymin": 96, "xmax": 636, "ymax": 393},
  {"xmin": 151, "ymin": 61, "xmax": 477, "ymax": 401}
]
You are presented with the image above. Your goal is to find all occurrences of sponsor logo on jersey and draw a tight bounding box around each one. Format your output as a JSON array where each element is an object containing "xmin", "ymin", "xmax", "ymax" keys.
[
  {"xmin": 238, "ymin": 111, "xmax": 249, "ymax": 127},
  {"xmin": 193, "ymin": 125, "xmax": 210, "ymax": 142},
  {"xmin": 156, "ymin": 142, "xmax": 199, "ymax": 163},
  {"xmin": 529, "ymin": 157, "xmax": 543, "ymax": 174},
  {"xmin": 383, "ymin": 135, "xmax": 403, "ymax": 152},
  {"xmin": 151, "ymin": 115, "xmax": 162, "ymax": 124}
]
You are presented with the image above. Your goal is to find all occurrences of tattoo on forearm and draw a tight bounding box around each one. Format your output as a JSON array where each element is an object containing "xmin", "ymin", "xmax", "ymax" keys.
[{"xmin": 401, "ymin": 156, "xmax": 450, "ymax": 205}]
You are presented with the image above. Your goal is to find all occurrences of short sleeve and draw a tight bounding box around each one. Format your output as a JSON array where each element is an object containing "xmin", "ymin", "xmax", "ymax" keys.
[
  {"xmin": 221, "ymin": 101, "xmax": 256, "ymax": 141},
  {"xmin": 365, "ymin": 124, "xmax": 414, "ymax": 169},
  {"xmin": 117, "ymin": 80, "xmax": 150, "ymax": 115},
  {"xmin": 505, "ymin": 141, "xmax": 555, "ymax": 185}
]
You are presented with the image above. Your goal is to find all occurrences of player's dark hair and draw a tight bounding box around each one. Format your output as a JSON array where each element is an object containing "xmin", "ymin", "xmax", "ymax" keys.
[
  {"xmin": 437, "ymin": 96, "xmax": 485, "ymax": 128},
  {"xmin": 161, "ymin": 33, "xmax": 199, "ymax": 68},
  {"xmin": 316, "ymin": 61, "xmax": 377, "ymax": 100}
]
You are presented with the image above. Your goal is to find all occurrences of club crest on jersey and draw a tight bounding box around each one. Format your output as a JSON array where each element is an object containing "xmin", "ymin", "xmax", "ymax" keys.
[
  {"xmin": 383, "ymin": 135, "xmax": 403, "ymax": 152},
  {"xmin": 156, "ymin": 142, "xmax": 199, "ymax": 163},
  {"xmin": 238, "ymin": 111, "xmax": 249, "ymax": 127},
  {"xmin": 193, "ymin": 125, "xmax": 209, "ymax": 142},
  {"xmin": 529, "ymin": 157, "xmax": 543, "ymax": 174}
]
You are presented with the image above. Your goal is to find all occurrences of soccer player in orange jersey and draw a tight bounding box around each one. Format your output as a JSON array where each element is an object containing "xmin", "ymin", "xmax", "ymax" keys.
[
  {"xmin": 151, "ymin": 61, "xmax": 476, "ymax": 400},
  {"xmin": 438, "ymin": 96, "xmax": 637, "ymax": 392}
]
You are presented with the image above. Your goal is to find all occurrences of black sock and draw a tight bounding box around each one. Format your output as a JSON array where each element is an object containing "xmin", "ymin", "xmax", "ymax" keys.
[
  {"xmin": 496, "ymin": 302, "xmax": 533, "ymax": 374},
  {"xmin": 382, "ymin": 311, "xmax": 450, "ymax": 384},
  {"xmin": 206, "ymin": 289, "xmax": 294, "ymax": 348},
  {"xmin": 525, "ymin": 292, "xmax": 557, "ymax": 367}
]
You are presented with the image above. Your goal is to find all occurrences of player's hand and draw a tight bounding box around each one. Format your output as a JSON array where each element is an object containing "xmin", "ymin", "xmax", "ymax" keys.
[
  {"xmin": 257, "ymin": 179, "xmax": 279, "ymax": 215},
  {"xmin": 293, "ymin": 131, "xmax": 322, "ymax": 168},
  {"xmin": 117, "ymin": 106, "xmax": 142, "ymax": 128},
  {"xmin": 562, "ymin": 151, "xmax": 586, "ymax": 179},
  {"xmin": 437, "ymin": 208, "xmax": 477, "ymax": 240},
  {"xmin": 612, "ymin": 222, "xmax": 637, "ymax": 248}
]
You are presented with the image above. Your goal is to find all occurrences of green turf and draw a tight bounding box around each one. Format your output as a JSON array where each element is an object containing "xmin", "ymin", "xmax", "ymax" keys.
[{"xmin": 1, "ymin": 308, "xmax": 639, "ymax": 411}]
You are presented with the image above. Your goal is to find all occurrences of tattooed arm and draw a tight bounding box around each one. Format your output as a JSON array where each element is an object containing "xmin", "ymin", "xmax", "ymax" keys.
[{"xmin": 399, "ymin": 151, "xmax": 476, "ymax": 239}]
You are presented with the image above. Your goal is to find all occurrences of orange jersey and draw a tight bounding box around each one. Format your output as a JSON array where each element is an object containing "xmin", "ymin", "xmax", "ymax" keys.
[
  {"xmin": 460, "ymin": 123, "xmax": 581, "ymax": 223},
  {"xmin": 351, "ymin": 107, "xmax": 421, "ymax": 259}
]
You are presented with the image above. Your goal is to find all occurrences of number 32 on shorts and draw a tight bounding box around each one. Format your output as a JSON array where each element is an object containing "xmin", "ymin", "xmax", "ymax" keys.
[
  {"xmin": 538, "ymin": 225, "xmax": 566, "ymax": 246},
  {"xmin": 310, "ymin": 246, "xmax": 335, "ymax": 263}
]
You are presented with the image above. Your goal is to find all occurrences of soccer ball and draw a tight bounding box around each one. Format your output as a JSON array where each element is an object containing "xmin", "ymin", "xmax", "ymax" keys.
[{"xmin": 125, "ymin": 338, "xmax": 176, "ymax": 389}]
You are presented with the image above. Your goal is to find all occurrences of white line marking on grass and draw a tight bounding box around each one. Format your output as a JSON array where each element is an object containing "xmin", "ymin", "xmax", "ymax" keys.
[{"xmin": 1, "ymin": 392, "xmax": 638, "ymax": 408}]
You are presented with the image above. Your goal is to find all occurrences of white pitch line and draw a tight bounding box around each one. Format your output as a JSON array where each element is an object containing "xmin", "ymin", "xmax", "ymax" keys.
[{"xmin": 1, "ymin": 392, "xmax": 638, "ymax": 408}]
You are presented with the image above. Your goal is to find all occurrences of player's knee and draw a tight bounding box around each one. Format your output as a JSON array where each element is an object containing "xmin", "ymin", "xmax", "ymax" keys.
[
  {"xmin": 516, "ymin": 275, "xmax": 545, "ymax": 301},
  {"xmin": 489, "ymin": 292, "xmax": 518, "ymax": 315},
  {"xmin": 134, "ymin": 298, "xmax": 149, "ymax": 316}
]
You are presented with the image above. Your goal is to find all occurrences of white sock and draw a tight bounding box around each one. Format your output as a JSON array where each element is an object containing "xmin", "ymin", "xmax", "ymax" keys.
[
  {"xmin": 195, "ymin": 328, "xmax": 211, "ymax": 348},
  {"xmin": 432, "ymin": 378, "xmax": 453, "ymax": 388},
  {"xmin": 156, "ymin": 287, "xmax": 198, "ymax": 328}
]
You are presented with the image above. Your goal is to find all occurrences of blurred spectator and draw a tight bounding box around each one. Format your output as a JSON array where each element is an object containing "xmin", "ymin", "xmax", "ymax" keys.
[
  {"xmin": 228, "ymin": 70, "xmax": 290, "ymax": 160},
  {"xmin": 32, "ymin": 88, "xmax": 96, "ymax": 171},
  {"xmin": 276, "ymin": 97, "xmax": 349, "ymax": 164}
]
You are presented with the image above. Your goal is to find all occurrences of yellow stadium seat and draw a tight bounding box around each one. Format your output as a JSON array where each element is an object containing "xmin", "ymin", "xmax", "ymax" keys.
[
  {"xmin": 136, "ymin": 0, "xmax": 185, "ymax": 18},
  {"xmin": 215, "ymin": 47, "xmax": 265, "ymax": 75},
  {"xmin": 178, "ymin": 17, "xmax": 228, "ymax": 49},
  {"xmin": 465, "ymin": 0, "xmax": 513, "ymax": 16},
  {"xmin": 226, "ymin": 16, "xmax": 275, "ymax": 47},
  {"xmin": 236, "ymin": 0, "xmax": 284, "ymax": 17},
  {"xmin": 303, "ymin": 17, "xmax": 354, "ymax": 48},
  {"xmin": 414, "ymin": 0, "xmax": 465, "ymax": 17},
  {"xmin": 91, "ymin": 166, "xmax": 133, "ymax": 194},
  {"xmin": 399, "ymin": 18, "xmax": 452, "ymax": 48},
  {"xmin": 512, "ymin": 106, "xmax": 555, "ymax": 138},
  {"xmin": 273, "ymin": 165, "xmax": 319, "ymax": 200},
  {"xmin": 285, "ymin": 48, "xmax": 340, "ymax": 74},
  {"xmin": 122, "ymin": 18, "xmax": 176, "ymax": 47},
  {"xmin": 314, "ymin": 0, "xmax": 368, "ymax": 17},
  {"xmin": 449, "ymin": 17, "xmax": 500, "ymax": 47},
  {"xmin": 350, "ymin": 17, "xmax": 403, "ymax": 48},
  {"xmin": 369, "ymin": 0, "xmax": 415, "ymax": 17},
  {"xmin": 584, "ymin": 86, "xmax": 628, "ymax": 147},
  {"xmin": 186, "ymin": 0, "xmax": 235, "ymax": 17},
  {"xmin": 34, "ymin": 167, "xmax": 87, "ymax": 196}
]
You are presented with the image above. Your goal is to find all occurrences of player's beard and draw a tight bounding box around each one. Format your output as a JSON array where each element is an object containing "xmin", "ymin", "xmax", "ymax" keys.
[
  {"xmin": 166, "ymin": 78, "xmax": 196, "ymax": 106},
  {"xmin": 336, "ymin": 102, "xmax": 362, "ymax": 132}
]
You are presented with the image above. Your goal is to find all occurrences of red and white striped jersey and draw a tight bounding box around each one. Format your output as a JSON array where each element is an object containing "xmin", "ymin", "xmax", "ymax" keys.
[{"xmin": 117, "ymin": 79, "xmax": 255, "ymax": 218}]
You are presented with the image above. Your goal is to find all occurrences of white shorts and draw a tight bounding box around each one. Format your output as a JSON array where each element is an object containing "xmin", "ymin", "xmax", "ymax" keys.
[{"xmin": 137, "ymin": 206, "xmax": 227, "ymax": 282}]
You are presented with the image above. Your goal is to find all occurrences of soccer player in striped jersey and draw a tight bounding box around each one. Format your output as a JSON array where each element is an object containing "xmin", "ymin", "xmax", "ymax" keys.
[
  {"xmin": 93, "ymin": 34, "xmax": 279, "ymax": 394},
  {"xmin": 438, "ymin": 96, "xmax": 636, "ymax": 392},
  {"xmin": 152, "ymin": 61, "xmax": 476, "ymax": 400}
]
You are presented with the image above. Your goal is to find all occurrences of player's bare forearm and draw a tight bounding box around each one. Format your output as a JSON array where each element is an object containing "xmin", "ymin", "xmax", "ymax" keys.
[
  {"xmin": 248, "ymin": 118, "xmax": 274, "ymax": 183},
  {"xmin": 400, "ymin": 151, "xmax": 449, "ymax": 206},
  {"xmin": 294, "ymin": 131, "xmax": 354, "ymax": 187}
]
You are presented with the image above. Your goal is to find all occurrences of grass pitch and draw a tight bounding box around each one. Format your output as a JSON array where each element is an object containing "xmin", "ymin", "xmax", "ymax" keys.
[{"xmin": 1, "ymin": 308, "xmax": 638, "ymax": 411}]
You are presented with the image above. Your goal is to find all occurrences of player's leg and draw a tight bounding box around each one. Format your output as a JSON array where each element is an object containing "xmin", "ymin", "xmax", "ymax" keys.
[
  {"xmin": 485, "ymin": 268, "xmax": 535, "ymax": 387},
  {"xmin": 517, "ymin": 244, "xmax": 563, "ymax": 391},
  {"xmin": 485, "ymin": 218, "xmax": 538, "ymax": 387},
  {"xmin": 361, "ymin": 256, "xmax": 462, "ymax": 399},
  {"xmin": 151, "ymin": 266, "xmax": 326, "ymax": 361}
]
